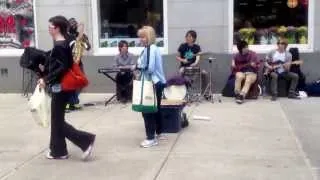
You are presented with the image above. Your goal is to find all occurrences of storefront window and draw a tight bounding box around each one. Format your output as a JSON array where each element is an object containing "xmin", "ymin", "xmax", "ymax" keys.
[
  {"xmin": 234, "ymin": 0, "xmax": 309, "ymax": 46},
  {"xmin": 98, "ymin": 0, "xmax": 164, "ymax": 49},
  {"xmin": 0, "ymin": 0, "xmax": 35, "ymax": 49}
]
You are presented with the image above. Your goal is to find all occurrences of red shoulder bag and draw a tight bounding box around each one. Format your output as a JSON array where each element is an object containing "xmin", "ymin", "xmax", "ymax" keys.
[{"xmin": 61, "ymin": 63, "xmax": 89, "ymax": 91}]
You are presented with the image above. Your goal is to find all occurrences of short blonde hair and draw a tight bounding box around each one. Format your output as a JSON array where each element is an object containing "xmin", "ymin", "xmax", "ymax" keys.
[
  {"xmin": 138, "ymin": 26, "xmax": 156, "ymax": 45},
  {"xmin": 278, "ymin": 37, "xmax": 289, "ymax": 48}
]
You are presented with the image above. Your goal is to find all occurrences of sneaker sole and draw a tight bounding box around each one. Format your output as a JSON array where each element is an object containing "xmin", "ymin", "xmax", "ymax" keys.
[
  {"xmin": 140, "ymin": 141, "xmax": 158, "ymax": 148},
  {"xmin": 46, "ymin": 152, "xmax": 68, "ymax": 160}
]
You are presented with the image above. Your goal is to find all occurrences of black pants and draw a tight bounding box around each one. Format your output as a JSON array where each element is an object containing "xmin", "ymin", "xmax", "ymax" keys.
[
  {"xmin": 50, "ymin": 91, "xmax": 95, "ymax": 157},
  {"xmin": 116, "ymin": 72, "xmax": 133, "ymax": 102},
  {"xmin": 142, "ymin": 82, "xmax": 165, "ymax": 140},
  {"xmin": 294, "ymin": 71, "xmax": 306, "ymax": 91}
]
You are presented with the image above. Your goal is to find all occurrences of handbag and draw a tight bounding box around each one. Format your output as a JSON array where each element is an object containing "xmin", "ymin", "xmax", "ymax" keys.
[
  {"xmin": 132, "ymin": 46, "xmax": 158, "ymax": 113},
  {"xmin": 48, "ymin": 46, "xmax": 88, "ymax": 91},
  {"xmin": 61, "ymin": 63, "xmax": 88, "ymax": 91}
]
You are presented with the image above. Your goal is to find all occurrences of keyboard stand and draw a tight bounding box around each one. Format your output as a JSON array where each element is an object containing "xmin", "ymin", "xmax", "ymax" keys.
[{"xmin": 100, "ymin": 71, "xmax": 119, "ymax": 106}]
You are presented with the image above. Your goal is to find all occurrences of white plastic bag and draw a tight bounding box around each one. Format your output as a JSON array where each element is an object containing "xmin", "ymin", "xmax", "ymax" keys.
[{"xmin": 29, "ymin": 84, "xmax": 51, "ymax": 127}]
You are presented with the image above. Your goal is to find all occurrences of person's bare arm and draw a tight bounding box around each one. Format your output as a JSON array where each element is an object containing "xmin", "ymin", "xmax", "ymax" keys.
[
  {"xmin": 231, "ymin": 59, "xmax": 236, "ymax": 68},
  {"xmin": 76, "ymin": 23, "xmax": 84, "ymax": 41},
  {"xmin": 176, "ymin": 55, "xmax": 188, "ymax": 63},
  {"xmin": 292, "ymin": 60, "xmax": 303, "ymax": 65},
  {"xmin": 191, "ymin": 54, "xmax": 200, "ymax": 66}
]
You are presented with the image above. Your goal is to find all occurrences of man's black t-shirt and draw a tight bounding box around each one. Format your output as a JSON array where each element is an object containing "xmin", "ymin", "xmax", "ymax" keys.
[{"xmin": 178, "ymin": 43, "xmax": 201, "ymax": 67}]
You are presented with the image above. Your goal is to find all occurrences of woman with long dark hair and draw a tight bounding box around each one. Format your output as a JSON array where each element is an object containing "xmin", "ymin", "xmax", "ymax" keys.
[{"xmin": 38, "ymin": 15, "xmax": 95, "ymax": 160}]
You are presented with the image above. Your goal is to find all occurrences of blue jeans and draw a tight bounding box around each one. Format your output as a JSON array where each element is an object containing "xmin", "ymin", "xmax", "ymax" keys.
[{"xmin": 68, "ymin": 91, "xmax": 80, "ymax": 105}]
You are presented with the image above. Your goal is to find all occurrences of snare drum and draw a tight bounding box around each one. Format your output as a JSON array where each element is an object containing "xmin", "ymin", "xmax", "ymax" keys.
[
  {"xmin": 183, "ymin": 67, "xmax": 201, "ymax": 84},
  {"xmin": 183, "ymin": 67, "xmax": 201, "ymax": 76}
]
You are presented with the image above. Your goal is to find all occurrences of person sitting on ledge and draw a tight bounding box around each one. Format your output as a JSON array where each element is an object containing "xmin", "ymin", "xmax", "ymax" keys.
[
  {"xmin": 231, "ymin": 40, "xmax": 259, "ymax": 104},
  {"xmin": 264, "ymin": 38, "xmax": 300, "ymax": 101}
]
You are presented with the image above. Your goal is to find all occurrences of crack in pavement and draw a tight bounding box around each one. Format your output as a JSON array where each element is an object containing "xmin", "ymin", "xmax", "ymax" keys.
[
  {"xmin": 279, "ymin": 102, "xmax": 317, "ymax": 180},
  {"xmin": 153, "ymin": 131, "xmax": 184, "ymax": 180}
]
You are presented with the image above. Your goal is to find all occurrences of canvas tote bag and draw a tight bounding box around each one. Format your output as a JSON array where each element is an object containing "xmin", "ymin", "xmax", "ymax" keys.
[{"xmin": 132, "ymin": 46, "xmax": 157, "ymax": 113}]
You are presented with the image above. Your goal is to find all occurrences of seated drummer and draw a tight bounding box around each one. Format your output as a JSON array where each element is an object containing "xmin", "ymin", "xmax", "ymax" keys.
[
  {"xmin": 176, "ymin": 30, "xmax": 201, "ymax": 73},
  {"xmin": 114, "ymin": 40, "xmax": 135, "ymax": 103},
  {"xmin": 232, "ymin": 40, "xmax": 259, "ymax": 104},
  {"xmin": 176, "ymin": 30, "xmax": 209, "ymax": 97}
]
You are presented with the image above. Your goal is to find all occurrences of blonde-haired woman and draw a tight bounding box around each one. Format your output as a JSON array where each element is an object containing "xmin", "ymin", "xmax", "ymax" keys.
[{"xmin": 137, "ymin": 26, "xmax": 166, "ymax": 148}]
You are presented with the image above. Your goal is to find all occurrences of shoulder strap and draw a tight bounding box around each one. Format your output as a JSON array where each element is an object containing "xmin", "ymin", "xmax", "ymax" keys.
[{"xmin": 144, "ymin": 45, "xmax": 150, "ymax": 71}]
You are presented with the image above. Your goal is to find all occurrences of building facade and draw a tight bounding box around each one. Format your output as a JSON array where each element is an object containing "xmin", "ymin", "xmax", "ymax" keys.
[{"xmin": 0, "ymin": 0, "xmax": 319, "ymax": 93}]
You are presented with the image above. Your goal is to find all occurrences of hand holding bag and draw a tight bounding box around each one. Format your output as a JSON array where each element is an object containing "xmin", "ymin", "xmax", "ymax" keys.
[{"xmin": 132, "ymin": 46, "xmax": 158, "ymax": 113}]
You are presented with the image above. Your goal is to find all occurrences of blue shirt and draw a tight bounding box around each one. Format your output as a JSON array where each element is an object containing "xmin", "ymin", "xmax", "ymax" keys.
[{"xmin": 137, "ymin": 44, "xmax": 166, "ymax": 84}]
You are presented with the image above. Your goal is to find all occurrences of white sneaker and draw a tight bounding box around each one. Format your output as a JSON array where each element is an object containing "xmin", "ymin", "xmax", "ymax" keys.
[
  {"xmin": 46, "ymin": 151, "xmax": 68, "ymax": 160},
  {"xmin": 140, "ymin": 139, "xmax": 158, "ymax": 148},
  {"xmin": 82, "ymin": 136, "xmax": 96, "ymax": 161},
  {"xmin": 156, "ymin": 134, "xmax": 168, "ymax": 141}
]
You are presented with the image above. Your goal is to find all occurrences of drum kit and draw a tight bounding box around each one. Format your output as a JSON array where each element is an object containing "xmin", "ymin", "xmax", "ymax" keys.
[{"xmin": 163, "ymin": 54, "xmax": 222, "ymax": 104}]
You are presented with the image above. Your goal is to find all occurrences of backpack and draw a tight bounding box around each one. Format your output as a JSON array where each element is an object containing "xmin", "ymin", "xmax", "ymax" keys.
[
  {"xmin": 305, "ymin": 80, "xmax": 320, "ymax": 97},
  {"xmin": 222, "ymin": 75, "xmax": 235, "ymax": 97}
]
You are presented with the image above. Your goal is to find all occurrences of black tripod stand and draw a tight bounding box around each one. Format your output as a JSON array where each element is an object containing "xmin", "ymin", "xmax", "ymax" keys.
[{"xmin": 202, "ymin": 57, "xmax": 222, "ymax": 103}]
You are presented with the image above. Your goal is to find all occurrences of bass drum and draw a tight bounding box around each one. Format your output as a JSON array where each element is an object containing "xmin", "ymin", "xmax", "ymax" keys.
[{"xmin": 163, "ymin": 85, "xmax": 187, "ymax": 100}]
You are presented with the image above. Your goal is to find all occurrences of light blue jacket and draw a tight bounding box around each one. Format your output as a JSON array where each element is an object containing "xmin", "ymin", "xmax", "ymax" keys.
[{"xmin": 137, "ymin": 44, "xmax": 166, "ymax": 84}]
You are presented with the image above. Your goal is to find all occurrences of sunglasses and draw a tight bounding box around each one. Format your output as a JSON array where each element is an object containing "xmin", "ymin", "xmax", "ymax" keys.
[{"xmin": 277, "ymin": 42, "xmax": 286, "ymax": 45}]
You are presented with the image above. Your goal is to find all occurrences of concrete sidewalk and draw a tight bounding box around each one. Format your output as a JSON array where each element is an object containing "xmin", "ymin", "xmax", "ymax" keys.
[{"xmin": 0, "ymin": 94, "xmax": 316, "ymax": 180}]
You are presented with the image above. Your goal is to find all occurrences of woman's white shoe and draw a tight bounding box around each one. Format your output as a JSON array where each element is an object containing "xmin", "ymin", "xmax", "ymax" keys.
[{"xmin": 140, "ymin": 139, "xmax": 158, "ymax": 148}]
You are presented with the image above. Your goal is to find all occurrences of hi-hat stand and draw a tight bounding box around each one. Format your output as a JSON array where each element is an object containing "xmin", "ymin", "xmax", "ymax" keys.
[{"xmin": 202, "ymin": 57, "xmax": 222, "ymax": 103}]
